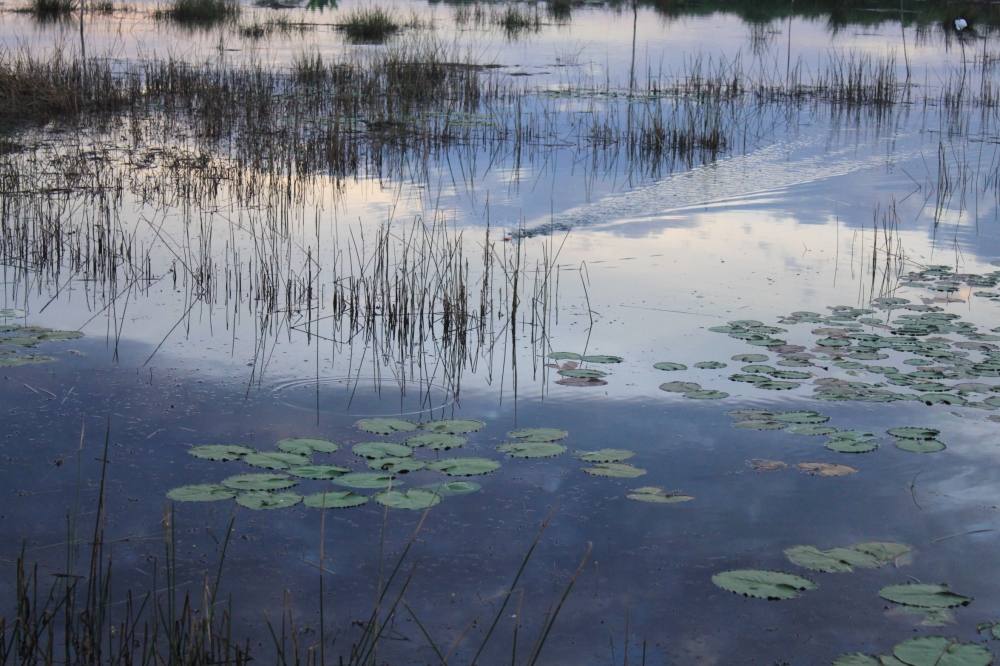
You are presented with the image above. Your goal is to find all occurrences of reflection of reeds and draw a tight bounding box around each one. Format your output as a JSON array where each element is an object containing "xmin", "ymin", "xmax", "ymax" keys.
[
  {"xmin": 28, "ymin": 0, "xmax": 75, "ymax": 18},
  {"xmin": 154, "ymin": 0, "xmax": 239, "ymax": 24}
]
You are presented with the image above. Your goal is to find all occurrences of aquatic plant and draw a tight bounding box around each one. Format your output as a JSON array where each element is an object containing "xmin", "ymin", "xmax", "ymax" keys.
[{"xmin": 154, "ymin": 0, "xmax": 239, "ymax": 23}]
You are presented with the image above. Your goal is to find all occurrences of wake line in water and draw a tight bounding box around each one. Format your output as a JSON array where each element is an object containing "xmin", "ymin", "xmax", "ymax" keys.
[{"xmin": 522, "ymin": 130, "xmax": 924, "ymax": 235}]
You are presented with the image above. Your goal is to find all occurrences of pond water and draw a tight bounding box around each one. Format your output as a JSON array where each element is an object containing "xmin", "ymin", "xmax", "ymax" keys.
[{"xmin": 3, "ymin": 0, "xmax": 1000, "ymax": 663}]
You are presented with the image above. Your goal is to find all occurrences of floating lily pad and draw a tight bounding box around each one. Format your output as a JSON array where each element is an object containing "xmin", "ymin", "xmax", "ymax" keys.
[
  {"xmin": 497, "ymin": 441, "xmax": 566, "ymax": 458},
  {"xmin": 879, "ymin": 584, "xmax": 971, "ymax": 609},
  {"xmin": 507, "ymin": 428, "xmax": 568, "ymax": 442},
  {"xmin": 244, "ymin": 451, "xmax": 311, "ymax": 470},
  {"xmin": 353, "ymin": 441, "xmax": 413, "ymax": 459},
  {"xmin": 797, "ymin": 462, "xmax": 858, "ymax": 477},
  {"xmin": 575, "ymin": 449, "xmax": 635, "ymax": 463},
  {"xmin": 626, "ymin": 487, "xmax": 693, "ymax": 504},
  {"xmin": 368, "ymin": 457, "xmax": 426, "ymax": 474},
  {"xmin": 288, "ymin": 464, "xmax": 350, "ymax": 479},
  {"xmin": 236, "ymin": 491, "xmax": 302, "ymax": 510},
  {"xmin": 892, "ymin": 637, "xmax": 991, "ymax": 666},
  {"xmin": 188, "ymin": 445, "xmax": 253, "ymax": 462},
  {"xmin": 832, "ymin": 654, "xmax": 880, "ymax": 666},
  {"xmin": 355, "ymin": 418, "xmax": 417, "ymax": 435},
  {"xmin": 303, "ymin": 491, "xmax": 368, "ymax": 509},
  {"xmin": 711, "ymin": 569, "xmax": 816, "ymax": 600},
  {"xmin": 784, "ymin": 545, "xmax": 855, "ymax": 573},
  {"xmin": 422, "ymin": 481, "xmax": 481, "ymax": 496},
  {"xmin": 427, "ymin": 457, "xmax": 500, "ymax": 476},
  {"xmin": 684, "ymin": 390, "xmax": 730, "ymax": 400},
  {"xmin": 660, "ymin": 381, "xmax": 702, "ymax": 393},
  {"xmin": 406, "ymin": 433, "xmax": 466, "ymax": 450},
  {"xmin": 734, "ymin": 420, "xmax": 787, "ymax": 431},
  {"xmin": 894, "ymin": 439, "xmax": 946, "ymax": 453},
  {"xmin": 694, "ymin": 361, "xmax": 727, "ymax": 369},
  {"xmin": 787, "ymin": 424, "xmax": 839, "ymax": 436},
  {"xmin": 654, "ymin": 362, "xmax": 687, "ymax": 371},
  {"xmin": 333, "ymin": 472, "xmax": 396, "ymax": 489},
  {"xmin": 826, "ymin": 432, "xmax": 879, "ymax": 453},
  {"xmin": 167, "ymin": 484, "xmax": 237, "ymax": 502},
  {"xmin": 732, "ymin": 354, "xmax": 768, "ymax": 362},
  {"xmin": 756, "ymin": 380, "xmax": 800, "ymax": 391},
  {"xmin": 548, "ymin": 351, "xmax": 582, "ymax": 360},
  {"xmin": 558, "ymin": 368, "xmax": 607, "ymax": 379},
  {"xmin": 375, "ymin": 489, "xmax": 442, "ymax": 510},
  {"xmin": 222, "ymin": 473, "xmax": 296, "ymax": 491},
  {"xmin": 749, "ymin": 459, "xmax": 787, "ymax": 471},
  {"xmin": 581, "ymin": 354, "xmax": 623, "ymax": 364},
  {"xmin": 888, "ymin": 427, "xmax": 940, "ymax": 440},
  {"xmin": 582, "ymin": 462, "xmax": 646, "ymax": 478},
  {"xmin": 773, "ymin": 411, "xmax": 830, "ymax": 424},
  {"xmin": 420, "ymin": 419, "xmax": 485, "ymax": 434},
  {"xmin": 277, "ymin": 438, "xmax": 339, "ymax": 454}
]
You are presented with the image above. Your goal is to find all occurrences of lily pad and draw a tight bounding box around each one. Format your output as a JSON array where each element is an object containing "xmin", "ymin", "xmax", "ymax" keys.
[
  {"xmin": 406, "ymin": 433, "xmax": 466, "ymax": 450},
  {"xmin": 694, "ymin": 361, "xmax": 727, "ymax": 369},
  {"xmin": 684, "ymin": 390, "xmax": 730, "ymax": 399},
  {"xmin": 352, "ymin": 441, "xmax": 413, "ymax": 459},
  {"xmin": 784, "ymin": 545, "xmax": 855, "ymax": 573},
  {"xmin": 888, "ymin": 427, "xmax": 940, "ymax": 440},
  {"xmin": 427, "ymin": 457, "xmax": 500, "ymax": 476},
  {"xmin": 548, "ymin": 351, "xmax": 581, "ymax": 360},
  {"xmin": 167, "ymin": 484, "xmax": 237, "ymax": 502},
  {"xmin": 303, "ymin": 491, "xmax": 368, "ymax": 509},
  {"xmin": 559, "ymin": 369, "xmax": 607, "ymax": 379},
  {"xmin": 375, "ymin": 489, "xmax": 442, "ymax": 510},
  {"xmin": 826, "ymin": 433, "xmax": 879, "ymax": 453},
  {"xmin": 367, "ymin": 457, "xmax": 426, "ymax": 474},
  {"xmin": 892, "ymin": 637, "xmax": 991, "ymax": 666},
  {"xmin": 497, "ymin": 441, "xmax": 566, "ymax": 458},
  {"xmin": 575, "ymin": 448, "xmax": 635, "ymax": 463},
  {"xmin": 355, "ymin": 418, "xmax": 417, "ymax": 435},
  {"xmin": 581, "ymin": 354, "xmax": 623, "ymax": 363},
  {"xmin": 894, "ymin": 439, "xmax": 946, "ymax": 454},
  {"xmin": 833, "ymin": 654, "xmax": 880, "ymax": 666},
  {"xmin": 626, "ymin": 487, "xmax": 693, "ymax": 504},
  {"xmin": 507, "ymin": 427, "xmax": 568, "ymax": 442},
  {"xmin": 734, "ymin": 420, "xmax": 787, "ymax": 431},
  {"xmin": 244, "ymin": 451, "xmax": 311, "ymax": 470},
  {"xmin": 660, "ymin": 381, "xmax": 702, "ymax": 393},
  {"xmin": 188, "ymin": 445, "xmax": 253, "ymax": 462},
  {"xmin": 732, "ymin": 354, "xmax": 768, "ymax": 362},
  {"xmin": 879, "ymin": 584, "xmax": 971, "ymax": 609},
  {"xmin": 277, "ymin": 438, "xmax": 340, "ymax": 454},
  {"xmin": 786, "ymin": 424, "xmax": 839, "ymax": 436},
  {"xmin": 711, "ymin": 569, "xmax": 816, "ymax": 600},
  {"xmin": 654, "ymin": 362, "xmax": 687, "ymax": 371},
  {"xmin": 582, "ymin": 462, "xmax": 646, "ymax": 478},
  {"xmin": 420, "ymin": 419, "xmax": 486, "ymax": 434},
  {"xmin": 288, "ymin": 464, "xmax": 350, "ymax": 479},
  {"xmin": 422, "ymin": 481, "xmax": 481, "ymax": 496},
  {"xmin": 222, "ymin": 473, "xmax": 296, "ymax": 491},
  {"xmin": 236, "ymin": 491, "xmax": 302, "ymax": 510},
  {"xmin": 797, "ymin": 462, "xmax": 858, "ymax": 477},
  {"xmin": 333, "ymin": 472, "xmax": 396, "ymax": 489}
]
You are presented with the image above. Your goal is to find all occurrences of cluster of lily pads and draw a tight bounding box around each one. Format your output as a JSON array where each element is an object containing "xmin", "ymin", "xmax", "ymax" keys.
[
  {"xmin": 546, "ymin": 351, "xmax": 623, "ymax": 387},
  {"xmin": 0, "ymin": 320, "xmax": 82, "ymax": 367},
  {"xmin": 168, "ymin": 417, "xmax": 496, "ymax": 511},
  {"xmin": 728, "ymin": 409, "xmax": 946, "ymax": 455}
]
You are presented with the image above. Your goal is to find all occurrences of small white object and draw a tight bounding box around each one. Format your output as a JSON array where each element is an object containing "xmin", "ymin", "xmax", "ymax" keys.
[{"xmin": 954, "ymin": 17, "xmax": 968, "ymax": 31}]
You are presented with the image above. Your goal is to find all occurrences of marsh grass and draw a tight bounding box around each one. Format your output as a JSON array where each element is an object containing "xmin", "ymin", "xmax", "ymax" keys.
[
  {"xmin": 339, "ymin": 6, "xmax": 400, "ymax": 42},
  {"xmin": 28, "ymin": 0, "xmax": 76, "ymax": 18},
  {"xmin": 238, "ymin": 15, "xmax": 309, "ymax": 38},
  {"xmin": 154, "ymin": 0, "xmax": 239, "ymax": 24},
  {"xmin": 496, "ymin": 4, "xmax": 541, "ymax": 35}
]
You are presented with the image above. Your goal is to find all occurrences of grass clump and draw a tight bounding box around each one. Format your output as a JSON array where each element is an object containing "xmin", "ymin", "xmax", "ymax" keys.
[
  {"xmin": 28, "ymin": 0, "xmax": 75, "ymax": 18},
  {"xmin": 495, "ymin": 4, "xmax": 541, "ymax": 36},
  {"xmin": 155, "ymin": 0, "xmax": 239, "ymax": 24},
  {"xmin": 339, "ymin": 7, "xmax": 400, "ymax": 42}
]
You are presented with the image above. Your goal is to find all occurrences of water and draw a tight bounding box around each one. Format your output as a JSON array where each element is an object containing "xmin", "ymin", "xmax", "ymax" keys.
[{"xmin": 2, "ymin": 0, "xmax": 1000, "ymax": 663}]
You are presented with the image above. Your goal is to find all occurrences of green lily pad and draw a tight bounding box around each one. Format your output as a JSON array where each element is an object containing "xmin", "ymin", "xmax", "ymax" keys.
[
  {"xmin": 774, "ymin": 411, "xmax": 830, "ymax": 424},
  {"xmin": 879, "ymin": 584, "xmax": 971, "ymax": 609},
  {"xmin": 422, "ymin": 481, "xmax": 481, "ymax": 496},
  {"xmin": 355, "ymin": 418, "xmax": 417, "ymax": 435},
  {"xmin": 167, "ymin": 484, "xmax": 237, "ymax": 502},
  {"xmin": 420, "ymin": 419, "xmax": 486, "ymax": 434},
  {"xmin": 333, "ymin": 472, "xmax": 396, "ymax": 489},
  {"xmin": 277, "ymin": 438, "xmax": 340, "ymax": 454},
  {"xmin": 406, "ymin": 433, "xmax": 466, "ymax": 450},
  {"xmin": 854, "ymin": 542, "xmax": 912, "ymax": 563},
  {"xmin": 826, "ymin": 433, "xmax": 879, "ymax": 453},
  {"xmin": 367, "ymin": 457, "xmax": 426, "ymax": 474},
  {"xmin": 188, "ymin": 445, "xmax": 253, "ymax": 461},
  {"xmin": 222, "ymin": 473, "xmax": 296, "ymax": 491},
  {"xmin": 888, "ymin": 427, "xmax": 940, "ymax": 440},
  {"xmin": 833, "ymin": 654, "xmax": 880, "ymax": 666},
  {"xmin": 733, "ymin": 420, "xmax": 787, "ymax": 430},
  {"xmin": 894, "ymin": 439, "xmax": 946, "ymax": 453},
  {"xmin": 892, "ymin": 637, "xmax": 991, "ymax": 666},
  {"xmin": 786, "ymin": 424, "xmax": 839, "ymax": 436},
  {"xmin": 303, "ymin": 491, "xmax": 368, "ymax": 509},
  {"xmin": 236, "ymin": 491, "xmax": 302, "ymax": 510},
  {"xmin": 732, "ymin": 354, "xmax": 768, "ymax": 362},
  {"xmin": 375, "ymin": 489, "xmax": 442, "ymax": 510},
  {"xmin": 581, "ymin": 354, "xmax": 623, "ymax": 363},
  {"xmin": 582, "ymin": 462, "xmax": 646, "ymax": 478},
  {"xmin": 498, "ymin": 442, "xmax": 566, "ymax": 458},
  {"xmin": 507, "ymin": 428, "xmax": 568, "ymax": 442},
  {"xmin": 352, "ymin": 441, "xmax": 413, "ymax": 459},
  {"xmin": 427, "ymin": 457, "xmax": 500, "ymax": 476},
  {"xmin": 784, "ymin": 545, "xmax": 854, "ymax": 573},
  {"xmin": 711, "ymin": 569, "xmax": 816, "ymax": 600},
  {"xmin": 626, "ymin": 486, "xmax": 693, "ymax": 504},
  {"xmin": 694, "ymin": 361, "xmax": 727, "ymax": 369},
  {"xmin": 558, "ymin": 369, "xmax": 607, "ymax": 379},
  {"xmin": 548, "ymin": 351, "xmax": 581, "ymax": 360},
  {"xmin": 654, "ymin": 362, "xmax": 687, "ymax": 371},
  {"xmin": 684, "ymin": 390, "xmax": 730, "ymax": 399},
  {"xmin": 288, "ymin": 464, "xmax": 350, "ymax": 479},
  {"xmin": 244, "ymin": 451, "xmax": 311, "ymax": 470},
  {"xmin": 660, "ymin": 381, "xmax": 702, "ymax": 393},
  {"xmin": 575, "ymin": 449, "xmax": 635, "ymax": 463},
  {"xmin": 756, "ymin": 380, "xmax": 801, "ymax": 390}
]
